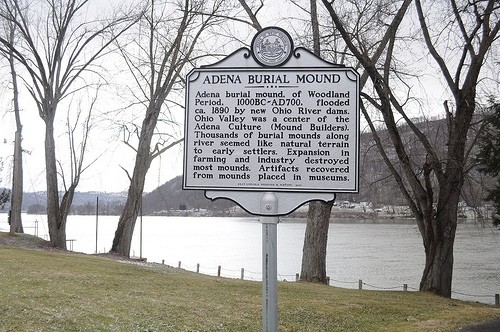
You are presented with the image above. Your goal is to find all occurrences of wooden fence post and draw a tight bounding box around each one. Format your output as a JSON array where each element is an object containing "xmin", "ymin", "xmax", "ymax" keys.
[
  {"xmin": 241, "ymin": 268, "xmax": 244, "ymax": 280},
  {"xmin": 403, "ymin": 284, "xmax": 408, "ymax": 291},
  {"xmin": 359, "ymin": 280, "xmax": 363, "ymax": 290},
  {"xmin": 495, "ymin": 294, "xmax": 499, "ymax": 306},
  {"xmin": 196, "ymin": 263, "xmax": 200, "ymax": 273},
  {"xmin": 178, "ymin": 261, "xmax": 181, "ymax": 269},
  {"xmin": 217, "ymin": 265, "xmax": 221, "ymax": 277}
]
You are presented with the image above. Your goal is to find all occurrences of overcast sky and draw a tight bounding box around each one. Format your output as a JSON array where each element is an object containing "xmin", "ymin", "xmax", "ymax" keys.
[
  {"xmin": 0, "ymin": 1, "xmax": 296, "ymax": 193},
  {"xmin": 0, "ymin": 1, "xmax": 496, "ymax": 194}
]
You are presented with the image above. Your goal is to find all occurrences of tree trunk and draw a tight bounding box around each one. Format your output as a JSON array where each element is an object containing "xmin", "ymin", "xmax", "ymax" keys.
[
  {"xmin": 110, "ymin": 177, "xmax": 145, "ymax": 257},
  {"xmin": 419, "ymin": 205, "xmax": 458, "ymax": 297},
  {"xmin": 110, "ymin": 106, "xmax": 157, "ymax": 257},
  {"xmin": 300, "ymin": 0, "xmax": 333, "ymax": 285},
  {"xmin": 419, "ymin": 230, "xmax": 456, "ymax": 297},
  {"xmin": 418, "ymin": 141, "xmax": 463, "ymax": 296},
  {"xmin": 8, "ymin": 29, "xmax": 23, "ymax": 235},
  {"xmin": 300, "ymin": 200, "xmax": 334, "ymax": 283},
  {"xmin": 9, "ymin": 129, "xmax": 23, "ymax": 234},
  {"xmin": 45, "ymin": 118, "xmax": 66, "ymax": 249}
]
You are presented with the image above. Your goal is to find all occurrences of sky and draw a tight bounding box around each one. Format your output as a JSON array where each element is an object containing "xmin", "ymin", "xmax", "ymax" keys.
[
  {"xmin": 0, "ymin": 87, "xmax": 186, "ymax": 193},
  {"xmin": 0, "ymin": 0, "xmax": 296, "ymax": 194},
  {"xmin": 0, "ymin": 1, "xmax": 496, "ymax": 194}
]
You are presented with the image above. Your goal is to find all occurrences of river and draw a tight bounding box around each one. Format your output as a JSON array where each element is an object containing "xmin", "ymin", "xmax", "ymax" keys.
[{"xmin": 1, "ymin": 214, "xmax": 498, "ymax": 304}]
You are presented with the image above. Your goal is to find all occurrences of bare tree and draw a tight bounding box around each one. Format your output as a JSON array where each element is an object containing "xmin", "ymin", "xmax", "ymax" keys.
[
  {"xmin": 0, "ymin": 0, "xmax": 138, "ymax": 248},
  {"xmin": 299, "ymin": 0, "xmax": 333, "ymax": 284},
  {"xmin": 57, "ymin": 90, "xmax": 102, "ymax": 233},
  {"xmin": 297, "ymin": 0, "xmax": 411, "ymax": 284},
  {"xmin": 0, "ymin": 7, "xmax": 23, "ymax": 234},
  {"xmin": 227, "ymin": 0, "xmax": 334, "ymax": 284},
  {"xmin": 110, "ymin": 0, "xmax": 225, "ymax": 257},
  {"xmin": 220, "ymin": 0, "xmax": 356, "ymax": 283},
  {"xmin": 414, "ymin": 0, "xmax": 499, "ymax": 295},
  {"xmin": 322, "ymin": 0, "xmax": 499, "ymax": 297}
]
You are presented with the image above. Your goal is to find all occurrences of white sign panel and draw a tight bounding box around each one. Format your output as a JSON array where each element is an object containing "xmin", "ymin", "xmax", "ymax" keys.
[{"xmin": 183, "ymin": 66, "xmax": 359, "ymax": 193}]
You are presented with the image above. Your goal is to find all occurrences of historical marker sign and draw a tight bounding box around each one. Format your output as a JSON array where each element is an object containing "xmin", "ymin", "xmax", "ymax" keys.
[
  {"xmin": 183, "ymin": 27, "xmax": 359, "ymax": 332},
  {"xmin": 183, "ymin": 28, "xmax": 359, "ymax": 193}
]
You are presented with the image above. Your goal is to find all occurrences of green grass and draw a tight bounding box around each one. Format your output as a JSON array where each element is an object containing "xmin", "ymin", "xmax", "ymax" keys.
[{"xmin": 0, "ymin": 234, "xmax": 499, "ymax": 331}]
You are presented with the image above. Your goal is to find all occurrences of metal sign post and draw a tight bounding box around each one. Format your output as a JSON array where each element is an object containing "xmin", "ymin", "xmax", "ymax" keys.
[
  {"xmin": 262, "ymin": 221, "xmax": 278, "ymax": 331},
  {"xmin": 184, "ymin": 26, "xmax": 360, "ymax": 332},
  {"xmin": 260, "ymin": 192, "xmax": 278, "ymax": 331}
]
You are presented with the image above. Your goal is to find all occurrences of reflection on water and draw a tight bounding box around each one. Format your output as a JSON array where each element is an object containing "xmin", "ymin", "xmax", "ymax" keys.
[{"xmin": 1, "ymin": 214, "xmax": 498, "ymax": 304}]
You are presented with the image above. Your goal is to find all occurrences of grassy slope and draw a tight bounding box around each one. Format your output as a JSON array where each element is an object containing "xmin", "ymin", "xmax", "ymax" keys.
[{"xmin": 0, "ymin": 234, "xmax": 498, "ymax": 331}]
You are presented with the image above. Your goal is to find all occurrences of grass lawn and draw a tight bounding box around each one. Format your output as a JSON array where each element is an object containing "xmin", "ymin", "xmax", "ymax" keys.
[{"xmin": 0, "ymin": 233, "xmax": 499, "ymax": 331}]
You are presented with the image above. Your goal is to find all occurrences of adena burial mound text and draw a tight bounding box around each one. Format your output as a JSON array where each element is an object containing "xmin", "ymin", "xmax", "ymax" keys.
[{"xmin": 184, "ymin": 68, "xmax": 359, "ymax": 192}]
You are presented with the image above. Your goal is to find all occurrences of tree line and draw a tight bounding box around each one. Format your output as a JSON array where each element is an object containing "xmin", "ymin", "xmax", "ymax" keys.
[{"xmin": 1, "ymin": 0, "xmax": 499, "ymax": 300}]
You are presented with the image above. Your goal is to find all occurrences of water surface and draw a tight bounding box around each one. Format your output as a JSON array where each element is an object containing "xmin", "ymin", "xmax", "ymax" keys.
[{"xmin": 1, "ymin": 214, "xmax": 498, "ymax": 304}]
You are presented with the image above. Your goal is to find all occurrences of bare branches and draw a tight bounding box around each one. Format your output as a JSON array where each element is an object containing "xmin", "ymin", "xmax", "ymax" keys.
[
  {"xmin": 321, "ymin": 0, "xmax": 498, "ymax": 295},
  {"xmin": 65, "ymin": 86, "xmax": 102, "ymax": 185},
  {"xmin": 0, "ymin": 0, "xmax": 141, "ymax": 119},
  {"xmin": 116, "ymin": 0, "xmax": 223, "ymax": 163},
  {"xmin": 150, "ymin": 137, "xmax": 183, "ymax": 161},
  {"xmin": 415, "ymin": 0, "xmax": 500, "ymax": 95},
  {"xmin": 0, "ymin": 0, "xmax": 142, "ymax": 247},
  {"xmin": 111, "ymin": 0, "xmax": 227, "ymax": 256},
  {"xmin": 238, "ymin": 0, "xmax": 263, "ymax": 31}
]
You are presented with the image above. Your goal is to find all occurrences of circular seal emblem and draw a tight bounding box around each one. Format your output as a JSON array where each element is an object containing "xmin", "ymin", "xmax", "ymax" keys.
[{"xmin": 251, "ymin": 27, "xmax": 293, "ymax": 67}]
